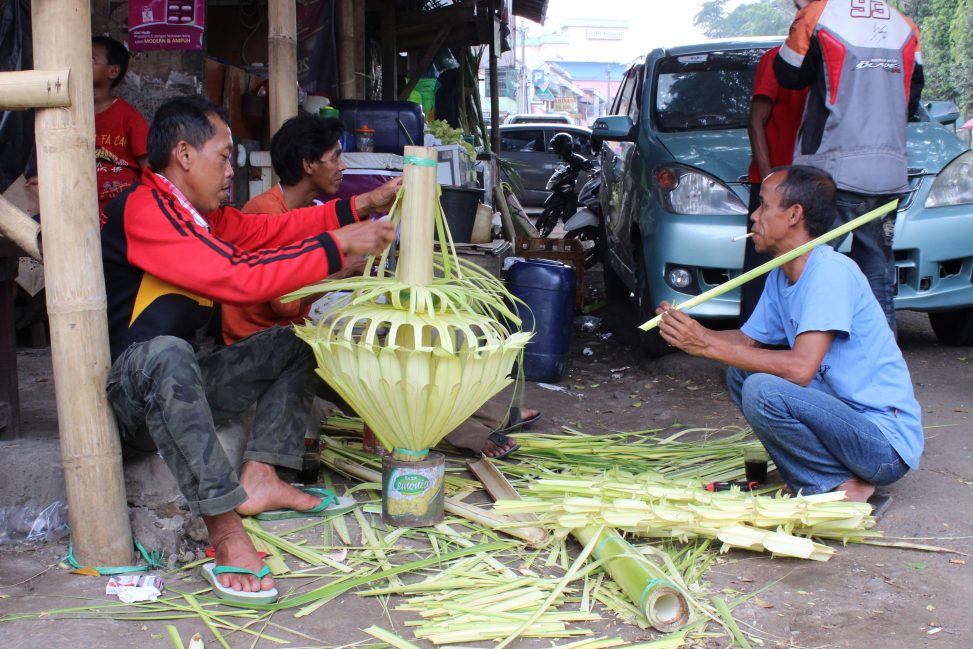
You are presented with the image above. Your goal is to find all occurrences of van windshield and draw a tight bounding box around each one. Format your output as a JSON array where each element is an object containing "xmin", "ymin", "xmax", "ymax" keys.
[{"xmin": 654, "ymin": 48, "xmax": 768, "ymax": 131}]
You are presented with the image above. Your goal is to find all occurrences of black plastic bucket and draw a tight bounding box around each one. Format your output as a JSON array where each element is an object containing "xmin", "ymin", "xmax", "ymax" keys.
[{"xmin": 437, "ymin": 186, "xmax": 483, "ymax": 243}]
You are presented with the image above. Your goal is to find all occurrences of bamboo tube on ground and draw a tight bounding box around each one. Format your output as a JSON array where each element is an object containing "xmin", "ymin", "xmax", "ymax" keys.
[
  {"xmin": 0, "ymin": 195, "xmax": 42, "ymax": 261},
  {"xmin": 32, "ymin": 0, "xmax": 133, "ymax": 566},
  {"xmin": 572, "ymin": 527, "xmax": 689, "ymax": 633},
  {"xmin": 268, "ymin": 0, "xmax": 298, "ymax": 138},
  {"xmin": 0, "ymin": 69, "xmax": 71, "ymax": 109}
]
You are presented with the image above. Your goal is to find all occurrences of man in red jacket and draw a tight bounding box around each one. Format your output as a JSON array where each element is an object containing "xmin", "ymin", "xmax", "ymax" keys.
[{"xmin": 101, "ymin": 96, "xmax": 398, "ymax": 603}]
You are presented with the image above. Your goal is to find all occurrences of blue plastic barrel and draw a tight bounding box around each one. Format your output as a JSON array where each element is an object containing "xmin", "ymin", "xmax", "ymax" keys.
[{"xmin": 506, "ymin": 259, "xmax": 577, "ymax": 383}]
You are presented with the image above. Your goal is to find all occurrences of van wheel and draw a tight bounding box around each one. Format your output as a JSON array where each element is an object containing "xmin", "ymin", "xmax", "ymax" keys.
[
  {"xmin": 929, "ymin": 308, "xmax": 973, "ymax": 346},
  {"xmin": 634, "ymin": 245, "xmax": 671, "ymax": 357}
]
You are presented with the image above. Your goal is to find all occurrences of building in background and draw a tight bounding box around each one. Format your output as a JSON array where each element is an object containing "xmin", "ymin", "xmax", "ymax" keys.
[{"xmin": 484, "ymin": 1, "xmax": 708, "ymax": 126}]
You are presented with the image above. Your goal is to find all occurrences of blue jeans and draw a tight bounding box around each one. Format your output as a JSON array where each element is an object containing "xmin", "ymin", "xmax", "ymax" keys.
[
  {"xmin": 727, "ymin": 368, "xmax": 908, "ymax": 494},
  {"xmin": 831, "ymin": 190, "xmax": 898, "ymax": 332}
]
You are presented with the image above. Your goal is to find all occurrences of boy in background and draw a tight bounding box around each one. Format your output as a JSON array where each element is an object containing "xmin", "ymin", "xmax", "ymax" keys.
[{"xmin": 92, "ymin": 35, "xmax": 148, "ymax": 210}]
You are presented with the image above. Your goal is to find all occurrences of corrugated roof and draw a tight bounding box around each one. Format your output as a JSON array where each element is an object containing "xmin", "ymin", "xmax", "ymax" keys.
[{"xmin": 512, "ymin": 0, "xmax": 548, "ymax": 24}]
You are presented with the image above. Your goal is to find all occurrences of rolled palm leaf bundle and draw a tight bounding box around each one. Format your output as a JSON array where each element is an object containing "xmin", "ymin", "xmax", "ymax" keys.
[{"xmin": 288, "ymin": 146, "xmax": 531, "ymax": 461}]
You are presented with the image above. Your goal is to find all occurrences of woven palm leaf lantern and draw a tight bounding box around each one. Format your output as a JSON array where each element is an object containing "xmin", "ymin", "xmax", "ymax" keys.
[{"xmin": 290, "ymin": 147, "xmax": 531, "ymax": 473}]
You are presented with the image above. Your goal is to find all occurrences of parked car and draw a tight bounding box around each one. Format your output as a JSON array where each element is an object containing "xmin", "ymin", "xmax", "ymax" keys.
[
  {"xmin": 594, "ymin": 37, "xmax": 973, "ymax": 354},
  {"xmin": 499, "ymin": 123, "xmax": 592, "ymax": 207},
  {"xmin": 504, "ymin": 113, "xmax": 575, "ymax": 125}
]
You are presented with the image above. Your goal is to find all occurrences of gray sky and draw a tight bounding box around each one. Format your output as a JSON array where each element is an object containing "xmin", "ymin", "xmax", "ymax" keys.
[{"xmin": 536, "ymin": 0, "xmax": 747, "ymax": 62}]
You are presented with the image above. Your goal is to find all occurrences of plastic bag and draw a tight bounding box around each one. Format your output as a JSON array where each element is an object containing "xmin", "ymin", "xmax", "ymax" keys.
[{"xmin": 0, "ymin": 501, "xmax": 69, "ymax": 545}]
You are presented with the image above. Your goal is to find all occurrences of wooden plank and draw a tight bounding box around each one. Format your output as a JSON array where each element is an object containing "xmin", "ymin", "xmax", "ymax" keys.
[
  {"xmin": 467, "ymin": 457, "xmax": 549, "ymax": 545},
  {"xmin": 397, "ymin": 26, "xmax": 452, "ymax": 102}
]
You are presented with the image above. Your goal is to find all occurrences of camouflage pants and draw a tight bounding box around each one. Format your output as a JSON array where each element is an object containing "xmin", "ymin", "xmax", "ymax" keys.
[{"xmin": 105, "ymin": 326, "xmax": 317, "ymax": 517}]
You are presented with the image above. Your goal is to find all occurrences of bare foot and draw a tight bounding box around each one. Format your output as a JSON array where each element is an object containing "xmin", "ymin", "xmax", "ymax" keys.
[
  {"xmin": 833, "ymin": 476, "xmax": 875, "ymax": 502},
  {"xmin": 235, "ymin": 460, "xmax": 321, "ymax": 517},
  {"xmin": 204, "ymin": 511, "xmax": 274, "ymax": 593},
  {"xmin": 483, "ymin": 435, "xmax": 518, "ymax": 458}
]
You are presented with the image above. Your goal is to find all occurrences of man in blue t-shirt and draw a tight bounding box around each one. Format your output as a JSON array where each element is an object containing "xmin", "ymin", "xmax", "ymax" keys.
[{"xmin": 655, "ymin": 166, "xmax": 922, "ymax": 504}]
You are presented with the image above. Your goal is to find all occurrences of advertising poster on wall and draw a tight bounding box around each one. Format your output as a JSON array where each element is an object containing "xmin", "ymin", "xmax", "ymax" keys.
[{"xmin": 128, "ymin": 0, "xmax": 206, "ymax": 52}]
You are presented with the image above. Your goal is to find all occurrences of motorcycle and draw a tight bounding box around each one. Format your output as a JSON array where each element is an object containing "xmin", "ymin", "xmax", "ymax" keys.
[
  {"xmin": 562, "ymin": 171, "xmax": 602, "ymax": 269},
  {"xmin": 534, "ymin": 133, "xmax": 595, "ymax": 238}
]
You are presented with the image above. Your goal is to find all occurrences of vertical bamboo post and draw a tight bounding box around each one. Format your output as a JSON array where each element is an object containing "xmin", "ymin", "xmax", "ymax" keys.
[
  {"xmin": 337, "ymin": 0, "xmax": 356, "ymax": 99},
  {"xmin": 268, "ymin": 0, "xmax": 298, "ymax": 137},
  {"xmin": 487, "ymin": 0, "xmax": 501, "ymax": 156},
  {"xmin": 397, "ymin": 146, "xmax": 437, "ymax": 286},
  {"xmin": 32, "ymin": 0, "xmax": 133, "ymax": 565}
]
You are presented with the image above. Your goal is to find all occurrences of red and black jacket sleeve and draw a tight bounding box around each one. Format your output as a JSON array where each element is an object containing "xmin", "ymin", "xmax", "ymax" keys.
[{"xmin": 123, "ymin": 182, "xmax": 361, "ymax": 307}]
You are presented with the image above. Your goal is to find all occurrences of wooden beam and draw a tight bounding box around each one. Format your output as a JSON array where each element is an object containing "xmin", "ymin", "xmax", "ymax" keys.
[
  {"xmin": 397, "ymin": 25, "xmax": 452, "ymax": 102},
  {"xmin": 0, "ymin": 195, "xmax": 42, "ymax": 261},
  {"xmin": 32, "ymin": 0, "xmax": 134, "ymax": 567},
  {"xmin": 0, "ymin": 69, "xmax": 71, "ymax": 110},
  {"xmin": 487, "ymin": 0, "xmax": 501, "ymax": 156},
  {"xmin": 380, "ymin": 2, "xmax": 397, "ymax": 101},
  {"xmin": 337, "ymin": 0, "xmax": 356, "ymax": 99},
  {"xmin": 268, "ymin": 0, "xmax": 298, "ymax": 137}
]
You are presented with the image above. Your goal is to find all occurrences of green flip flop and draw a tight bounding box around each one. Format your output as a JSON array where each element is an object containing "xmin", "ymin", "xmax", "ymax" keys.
[
  {"xmin": 201, "ymin": 561, "xmax": 278, "ymax": 604},
  {"xmin": 254, "ymin": 487, "xmax": 358, "ymax": 521}
]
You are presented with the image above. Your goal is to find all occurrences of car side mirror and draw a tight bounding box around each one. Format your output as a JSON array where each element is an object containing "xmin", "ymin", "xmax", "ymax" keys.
[
  {"xmin": 925, "ymin": 100, "xmax": 960, "ymax": 128},
  {"xmin": 592, "ymin": 115, "xmax": 636, "ymax": 143}
]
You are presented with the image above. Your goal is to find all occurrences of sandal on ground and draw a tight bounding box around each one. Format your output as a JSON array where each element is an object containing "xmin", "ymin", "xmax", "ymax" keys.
[
  {"xmin": 254, "ymin": 487, "xmax": 358, "ymax": 521},
  {"xmin": 492, "ymin": 408, "xmax": 542, "ymax": 436},
  {"xmin": 867, "ymin": 492, "xmax": 893, "ymax": 521},
  {"xmin": 483, "ymin": 431, "xmax": 520, "ymax": 459},
  {"xmin": 201, "ymin": 562, "xmax": 278, "ymax": 604}
]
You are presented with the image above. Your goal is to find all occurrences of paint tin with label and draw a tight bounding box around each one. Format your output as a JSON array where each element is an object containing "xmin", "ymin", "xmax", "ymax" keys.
[{"xmin": 381, "ymin": 451, "xmax": 445, "ymax": 527}]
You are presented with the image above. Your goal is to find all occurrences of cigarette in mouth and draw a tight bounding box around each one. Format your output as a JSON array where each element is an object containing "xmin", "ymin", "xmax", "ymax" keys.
[{"xmin": 731, "ymin": 232, "xmax": 755, "ymax": 242}]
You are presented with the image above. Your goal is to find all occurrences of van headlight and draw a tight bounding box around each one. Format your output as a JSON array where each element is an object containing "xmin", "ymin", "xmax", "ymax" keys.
[
  {"xmin": 925, "ymin": 151, "xmax": 973, "ymax": 208},
  {"xmin": 655, "ymin": 165, "xmax": 748, "ymax": 215}
]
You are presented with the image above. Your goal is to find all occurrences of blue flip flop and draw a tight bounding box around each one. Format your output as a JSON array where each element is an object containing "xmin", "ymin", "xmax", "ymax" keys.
[
  {"xmin": 201, "ymin": 561, "xmax": 278, "ymax": 604},
  {"xmin": 254, "ymin": 487, "xmax": 358, "ymax": 521}
]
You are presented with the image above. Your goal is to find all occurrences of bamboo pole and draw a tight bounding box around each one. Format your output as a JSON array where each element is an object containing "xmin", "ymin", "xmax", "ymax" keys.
[
  {"xmin": 337, "ymin": 0, "xmax": 356, "ymax": 99},
  {"xmin": 493, "ymin": 183, "xmax": 517, "ymax": 242},
  {"xmin": 397, "ymin": 146, "xmax": 437, "ymax": 286},
  {"xmin": 268, "ymin": 0, "xmax": 298, "ymax": 138},
  {"xmin": 32, "ymin": 0, "xmax": 133, "ymax": 566},
  {"xmin": 0, "ymin": 69, "xmax": 71, "ymax": 109},
  {"xmin": 0, "ymin": 195, "xmax": 42, "ymax": 261}
]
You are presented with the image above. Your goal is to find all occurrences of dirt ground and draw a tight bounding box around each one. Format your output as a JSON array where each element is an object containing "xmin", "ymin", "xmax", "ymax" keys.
[{"xmin": 1, "ymin": 270, "xmax": 971, "ymax": 649}]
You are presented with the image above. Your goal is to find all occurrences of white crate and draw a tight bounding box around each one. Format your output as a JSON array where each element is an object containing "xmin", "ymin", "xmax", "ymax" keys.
[{"xmin": 436, "ymin": 144, "xmax": 474, "ymax": 187}]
